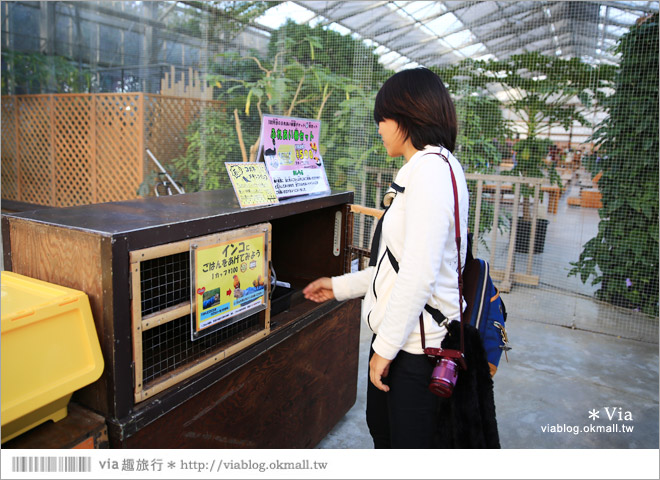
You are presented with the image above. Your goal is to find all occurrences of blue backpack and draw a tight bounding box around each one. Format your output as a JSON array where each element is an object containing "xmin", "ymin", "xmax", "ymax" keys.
[{"xmin": 462, "ymin": 241, "xmax": 510, "ymax": 376}]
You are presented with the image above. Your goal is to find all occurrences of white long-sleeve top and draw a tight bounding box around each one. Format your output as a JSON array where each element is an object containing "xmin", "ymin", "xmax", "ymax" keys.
[{"xmin": 332, "ymin": 145, "xmax": 469, "ymax": 360}]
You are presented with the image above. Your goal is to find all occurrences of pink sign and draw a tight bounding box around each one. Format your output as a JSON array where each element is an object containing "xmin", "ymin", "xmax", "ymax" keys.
[{"xmin": 259, "ymin": 115, "xmax": 330, "ymax": 198}]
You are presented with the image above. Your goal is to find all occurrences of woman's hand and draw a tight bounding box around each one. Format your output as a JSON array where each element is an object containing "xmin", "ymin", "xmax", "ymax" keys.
[
  {"xmin": 369, "ymin": 352, "xmax": 392, "ymax": 392},
  {"xmin": 302, "ymin": 277, "xmax": 335, "ymax": 303}
]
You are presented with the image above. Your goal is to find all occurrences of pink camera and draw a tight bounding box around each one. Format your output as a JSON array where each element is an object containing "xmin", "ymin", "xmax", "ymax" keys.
[{"xmin": 429, "ymin": 357, "xmax": 459, "ymax": 397}]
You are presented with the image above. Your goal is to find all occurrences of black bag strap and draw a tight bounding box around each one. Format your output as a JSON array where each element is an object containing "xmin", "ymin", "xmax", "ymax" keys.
[
  {"xmin": 368, "ymin": 181, "xmax": 405, "ymax": 268},
  {"xmin": 386, "ymin": 247, "xmax": 447, "ymax": 323}
]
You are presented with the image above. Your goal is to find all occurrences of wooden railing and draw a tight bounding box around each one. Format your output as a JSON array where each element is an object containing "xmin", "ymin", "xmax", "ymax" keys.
[
  {"xmin": 466, "ymin": 173, "xmax": 546, "ymax": 292},
  {"xmin": 351, "ymin": 167, "xmax": 554, "ymax": 292}
]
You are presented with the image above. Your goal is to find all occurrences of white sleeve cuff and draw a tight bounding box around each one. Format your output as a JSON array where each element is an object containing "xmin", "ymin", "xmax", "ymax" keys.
[{"xmin": 371, "ymin": 334, "xmax": 400, "ymax": 361}]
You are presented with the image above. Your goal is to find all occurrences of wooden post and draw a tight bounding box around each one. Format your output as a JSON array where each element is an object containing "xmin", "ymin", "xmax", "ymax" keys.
[
  {"xmin": 526, "ymin": 184, "xmax": 541, "ymax": 275},
  {"xmin": 472, "ymin": 179, "xmax": 483, "ymax": 258},
  {"xmin": 138, "ymin": 93, "xmax": 145, "ymax": 188},
  {"xmin": 501, "ymin": 183, "xmax": 521, "ymax": 292},
  {"xmin": 15, "ymin": 96, "xmax": 22, "ymax": 202},
  {"xmin": 489, "ymin": 183, "xmax": 502, "ymax": 266}
]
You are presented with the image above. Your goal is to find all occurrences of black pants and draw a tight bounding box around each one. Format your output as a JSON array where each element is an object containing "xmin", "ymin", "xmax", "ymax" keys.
[{"xmin": 366, "ymin": 340, "xmax": 439, "ymax": 448}]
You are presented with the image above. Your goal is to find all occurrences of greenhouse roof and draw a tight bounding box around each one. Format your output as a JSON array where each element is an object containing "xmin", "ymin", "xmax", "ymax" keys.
[{"xmin": 257, "ymin": 1, "xmax": 659, "ymax": 70}]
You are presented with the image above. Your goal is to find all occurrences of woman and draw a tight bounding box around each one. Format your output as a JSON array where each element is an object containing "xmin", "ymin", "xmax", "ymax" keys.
[{"xmin": 303, "ymin": 67, "xmax": 470, "ymax": 448}]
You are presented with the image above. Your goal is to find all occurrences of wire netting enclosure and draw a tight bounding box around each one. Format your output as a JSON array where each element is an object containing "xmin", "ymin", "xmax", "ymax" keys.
[
  {"xmin": 140, "ymin": 251, "xmax": 190, "ymax": 317},
  {"xmin": 129, "ymin": 224, "xmax": 272, "ymax": 403},
  {"xmin": 141, "ymin": 311, "xmax": 261, "ymax": 387},
  {"xmin": 1, "ymin": 2, "xmax": 657, "ymax": 344}
]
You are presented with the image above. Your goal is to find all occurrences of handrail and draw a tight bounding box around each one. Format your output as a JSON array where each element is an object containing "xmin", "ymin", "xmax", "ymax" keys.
[{"xmin": 355, "ymin": 168, "xmax": 550, "ymax": 292}]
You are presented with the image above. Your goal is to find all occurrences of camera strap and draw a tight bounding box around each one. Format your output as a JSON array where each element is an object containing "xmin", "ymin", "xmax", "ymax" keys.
[{"xmin": 419, "ymin": 151, "xmax": 466, "ymax": 370}]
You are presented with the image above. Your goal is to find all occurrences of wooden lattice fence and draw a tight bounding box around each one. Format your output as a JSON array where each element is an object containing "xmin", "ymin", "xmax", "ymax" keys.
[{"xmin": 1, "ymin": 93, "xmax": 222, "ymax": 207}]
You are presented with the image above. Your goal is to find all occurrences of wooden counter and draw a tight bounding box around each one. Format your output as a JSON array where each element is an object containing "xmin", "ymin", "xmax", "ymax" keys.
[{"xmin": 2, "ymin": 189, "xmax": 359, "ymax": 448}]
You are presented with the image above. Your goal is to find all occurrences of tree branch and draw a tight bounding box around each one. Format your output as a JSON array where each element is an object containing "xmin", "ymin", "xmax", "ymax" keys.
[
  {"xmin": 286, "ymin": 73, "xmax": 306, "ymax": 117},
  {"xmin": 317, "ymin": 86, "xmax": 334, "ymax": 120},
  {"xmin": 246, "ymin": 56, "xmax": 270, "ymax": 76},
  {"xmin": 234, "ymin": 109, "xmax": 248, "ymax": 163}
]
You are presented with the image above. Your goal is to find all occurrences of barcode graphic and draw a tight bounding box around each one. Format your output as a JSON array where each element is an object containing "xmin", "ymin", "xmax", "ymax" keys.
[{"xmin": 11, "ymin": 456, "xmax": 92, "ymax": 473}]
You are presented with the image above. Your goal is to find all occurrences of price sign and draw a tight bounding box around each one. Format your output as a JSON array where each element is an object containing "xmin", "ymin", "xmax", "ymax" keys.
[
  {"xmin": 226, "ymin": 162, "xmax": 279, "ymax": 208},
  {"xmin": 258, "ymin": 115, "xmax": 331, "ymax": 198}
]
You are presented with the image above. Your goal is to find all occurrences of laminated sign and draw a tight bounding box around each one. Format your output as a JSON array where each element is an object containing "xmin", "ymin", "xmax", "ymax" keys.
[
  {"xmin": 191, "ymin": 224, "xmax": 270, "ymax": 340},
  {"xmin": 225, "ymin": 162, "xmax": 279, "ymax": 208},
  {"xmin": 258, "ymin": 114, "xmax": 331, "ymax": 198}
]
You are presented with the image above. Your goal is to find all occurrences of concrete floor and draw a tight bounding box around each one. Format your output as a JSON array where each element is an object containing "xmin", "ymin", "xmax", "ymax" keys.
[
  {"xmin": 317, "ymin": 173, "xmax": 659, "ymax": 449},
  {"xmin": 317, "ymin": 288, "xmax": 659, "ymax": 449}
]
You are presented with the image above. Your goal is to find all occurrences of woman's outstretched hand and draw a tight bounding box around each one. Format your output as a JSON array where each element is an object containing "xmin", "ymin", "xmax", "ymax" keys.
[{"xmin": 302, "ymin": 277, "xmax": 335, "ymax": 303}]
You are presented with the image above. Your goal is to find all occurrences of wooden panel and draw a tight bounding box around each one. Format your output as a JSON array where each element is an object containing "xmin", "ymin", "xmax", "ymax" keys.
[
  {"xmin": 3, "ymin": 403, "xmax": 109, "ymax": 449},
  {"xmin": 119, "ymin": 298, "xmax": 361, "ymax": 448},
  {"xmin": 17, "ymin": 96, "xmax": 53, "ymax": 206},
  {"xmin": 2, "ymin": 93, "xmax": 225, "ymax": 207},
  {"xmin": 95, "ymin": 94, "xmax": 143, "ymax": 203},
  {"xmin": 581, "ymin": 189, "xmax": 602, "ymax": 209},
  {"xmin": 8, "ymin": 219, "xmax": 104, "ymax": 321},
  {"xmin": 7, "ymin": 218, "xmax": 109, "ymax": 412},
  {"xmin": 54, "ymin": 95, "xmax": 94, "ymax": 206},
  {"xmin": 143, "ymin": 94, "xmax": 223, "ymax": 184},
  {"xmin": 271, "ymin": 206, "xmax": 346, "ymax": 286}
]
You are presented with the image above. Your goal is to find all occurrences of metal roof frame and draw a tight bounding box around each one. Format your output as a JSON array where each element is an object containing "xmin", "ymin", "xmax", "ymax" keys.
[{"xmin": 290, "ymin": 1, "xmax": 659, "ymax": 69}]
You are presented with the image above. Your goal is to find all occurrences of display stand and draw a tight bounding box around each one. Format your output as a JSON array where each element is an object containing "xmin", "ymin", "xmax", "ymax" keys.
[{"xmin": 2, "ymin": 189, "xmax": 359, "ymax": 448}]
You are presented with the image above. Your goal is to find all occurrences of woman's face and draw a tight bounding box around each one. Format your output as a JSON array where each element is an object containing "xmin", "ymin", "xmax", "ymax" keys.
[{"xmin": 378, "ymin": 118, "xmax": 407, "ymax": 158}]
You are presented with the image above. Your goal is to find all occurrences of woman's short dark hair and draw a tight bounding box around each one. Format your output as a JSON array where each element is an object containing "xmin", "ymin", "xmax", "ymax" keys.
[{"xmin": 373, "ymin": 67, "xmax": 457, "ymax": 152}]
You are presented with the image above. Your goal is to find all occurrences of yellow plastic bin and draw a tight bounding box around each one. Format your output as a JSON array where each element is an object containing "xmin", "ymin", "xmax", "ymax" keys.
[{"xmin": 1, "ymin": 271, "xmax": 104, "ymax": 443}]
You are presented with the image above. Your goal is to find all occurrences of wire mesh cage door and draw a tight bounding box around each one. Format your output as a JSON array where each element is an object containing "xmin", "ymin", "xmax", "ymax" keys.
[{"xmin": 129, "ymin": 223, "xmax": 272, "ymax": 403}]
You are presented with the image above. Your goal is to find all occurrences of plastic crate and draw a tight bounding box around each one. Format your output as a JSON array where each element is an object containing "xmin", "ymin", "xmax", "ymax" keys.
[{"xmin": 1, "ymin": 271, "xmax": 104, "ymax": 443}]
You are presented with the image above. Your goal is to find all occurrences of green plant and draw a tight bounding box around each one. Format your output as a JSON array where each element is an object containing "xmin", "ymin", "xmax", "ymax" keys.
[
  {"xmin": 569, "ymin": 14, "xmax": 659, "ymax": 316},
  {"xmin": 203, "ymin": 20, "xmax": 392, "ymax": 197},
  {"xmin": 453, "ymin": 94, "xmax": 509, "ymax": 173},
  {"xmin": 441, "ymin": 53, "xmax": 605, "ymax": 221},
  {"xmin": 455, "ymin": 94, "xmax": 512, "ymax": 242},
  {"xmin": 433, "ymin": 68, "xmax": 514, "ymax": 244},
  {"xmin": 1, "ymin": 51, "xmax": 94, "ymax": 94},
  {"xmin": 171, "ymin": 109, "xmax": 236, "ymax": 193}
]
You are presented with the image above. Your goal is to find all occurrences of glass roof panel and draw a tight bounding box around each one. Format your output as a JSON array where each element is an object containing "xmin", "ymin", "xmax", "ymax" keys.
[{"xmin": 285, "ymin": 1, "xmax": 658, "ymax": 70}]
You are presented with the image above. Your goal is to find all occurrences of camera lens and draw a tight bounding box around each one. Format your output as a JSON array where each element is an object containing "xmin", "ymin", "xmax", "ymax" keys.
[{"xmin": 429, "ymin": 358, "xmax": 458, "ymax": 397}]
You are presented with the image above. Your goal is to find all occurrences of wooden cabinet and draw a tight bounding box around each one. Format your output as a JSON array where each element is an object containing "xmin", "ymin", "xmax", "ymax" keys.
[{"xmin": 2, "ymin": 189, "xmax": 360, "ymax": 448}]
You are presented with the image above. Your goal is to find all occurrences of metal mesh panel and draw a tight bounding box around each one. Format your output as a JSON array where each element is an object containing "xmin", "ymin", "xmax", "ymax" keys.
[
  {"xmin": 1, "ymin": 1, "xmax": 657, "ymax": 340},
  {"xmin": 141, "ymin": 312, "xmax": 260, "ymax": 386},
  {"xmin": 140, "ymin": 251, "xmax": 190, "ymax": 317}
]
